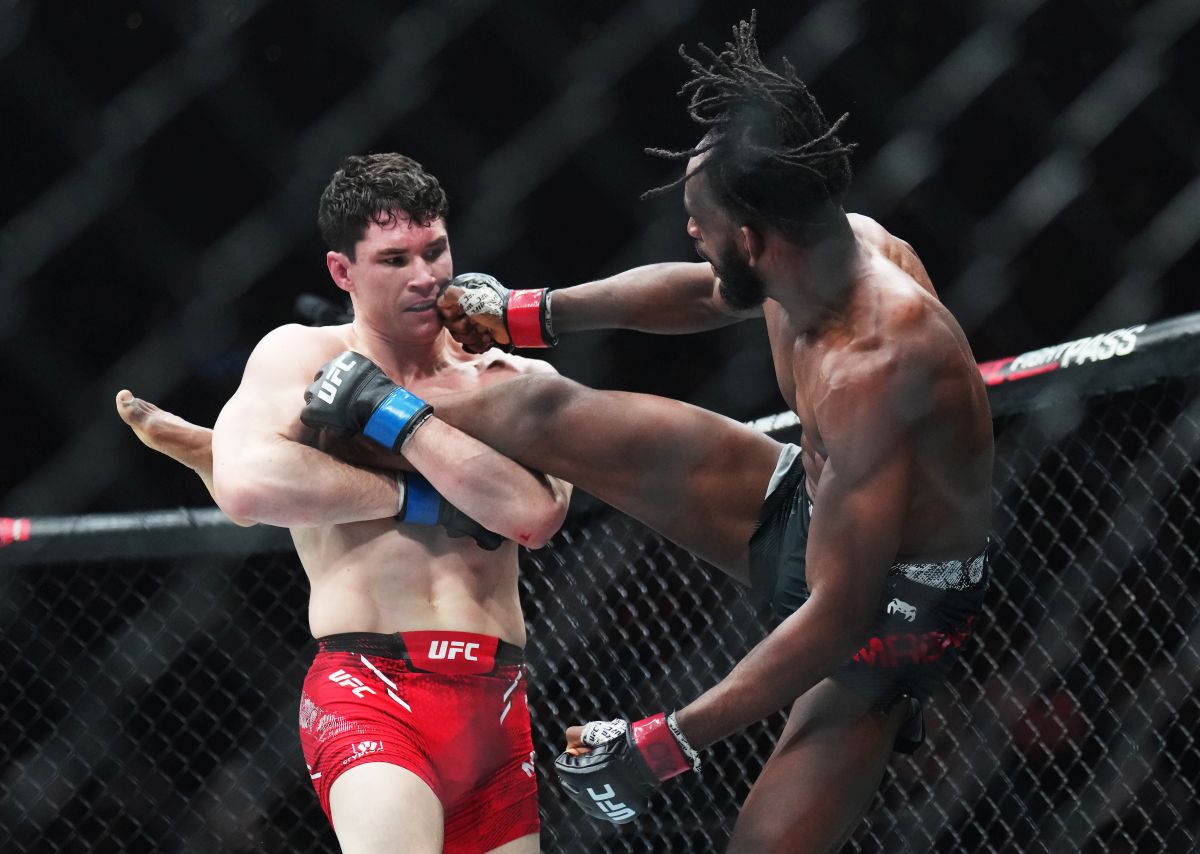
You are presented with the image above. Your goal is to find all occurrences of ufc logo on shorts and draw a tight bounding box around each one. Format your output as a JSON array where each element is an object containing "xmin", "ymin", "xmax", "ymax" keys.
[
  {"xmin": 316, "ymin": 356, "xmax": 357, "ymax": 403},
  {"xmin": 887, "ymin": 598, "xmax": 918, "ymax": 622},
  {"xmin": 586, "ymin": 784, "xmax": 636, "ymax": 823},
  {"xmin": 427, "ymin": 640, "xmax": 480, "ymax": 661},
  {"xmin": 329, "ymin": 668, "xmax": 376, "ymax": 697}
]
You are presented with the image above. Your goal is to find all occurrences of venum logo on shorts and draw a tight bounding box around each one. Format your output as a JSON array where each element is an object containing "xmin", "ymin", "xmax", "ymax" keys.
[
  {"xmin": 852, "ymin": 618, "xmax": 975, "ymax": 668},
  {"xmin": 427, "ymin": 640, "xmax": 480, "ymax": 661},
  {"xmin": 586, "ymin": 784, "xmax": 637, "ymax": 823},
  {"xmin": 342, "ymin": 740, "xmax": 385, "ymax": 766},
  {"xmin": 521, "ymin": 750, "xmax": 536, "ymax": 778},
  {"xmin": 317, "ymin": 356, "xmax": 358, "ymax": 404},
  {"xmin": 329, "ymin": 668, "xmax": 376, "ymax": 698},
  {"xmin": 886, "ymin": 598, "xmax": 917, "ymax": 622}
]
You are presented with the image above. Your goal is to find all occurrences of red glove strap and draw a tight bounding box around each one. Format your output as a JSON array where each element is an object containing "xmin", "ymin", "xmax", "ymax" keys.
[
  {"xmin": 507, "ymin": 289, "xmax": 549, "ymax": 347},
  {"xmin": 631, "ymin": 713, "xmax": 691, "ymax": 781}
]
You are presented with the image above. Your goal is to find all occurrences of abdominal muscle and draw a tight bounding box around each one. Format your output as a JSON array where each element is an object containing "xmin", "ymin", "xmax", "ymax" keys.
[{"xmin": 292, "ymin": 517, "xmax": 526, "ymax": 646}]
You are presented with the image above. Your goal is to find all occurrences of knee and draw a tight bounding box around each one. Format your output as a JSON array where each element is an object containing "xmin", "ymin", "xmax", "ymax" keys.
[{"xmin": 514, "ymin": 371, "xmax": 581, "ymax": 418}]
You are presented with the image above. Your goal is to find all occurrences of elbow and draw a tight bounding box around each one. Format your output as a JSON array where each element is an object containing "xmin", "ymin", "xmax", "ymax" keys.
[
  {"xmin": 512, "ymin": 496, "xmax": 569, "ymax": 549},
  {"xmin": 213, "ymin": 478, "xmax": 260, "ymax": 524},
  {"xmin": 213, "ymin": 468, "xmax": 278, "ymax": 526}
]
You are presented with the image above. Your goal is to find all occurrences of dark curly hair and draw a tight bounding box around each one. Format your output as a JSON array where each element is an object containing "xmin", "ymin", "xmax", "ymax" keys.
[
  {"xmin": 645, "ymin": 11, "xmax": 856, "ymax": 245},
  {"xmin": 318, "ymin": 153, "xmax": 449, "ymax": 259}
]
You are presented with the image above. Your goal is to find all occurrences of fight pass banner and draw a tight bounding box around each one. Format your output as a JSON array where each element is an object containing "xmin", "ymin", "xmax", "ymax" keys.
[{"xmin": 980, "ymin": 311, "xmax": 1200, "ymax": 415}]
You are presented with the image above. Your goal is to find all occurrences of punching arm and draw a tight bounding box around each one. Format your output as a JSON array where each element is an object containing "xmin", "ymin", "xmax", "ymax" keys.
[{"xmin": 438, "ymin": 263, "xmax": 757, "ymax": 353}]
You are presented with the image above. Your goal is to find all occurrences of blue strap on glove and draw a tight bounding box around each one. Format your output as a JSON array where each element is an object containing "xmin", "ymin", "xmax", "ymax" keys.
[
  {"xmin": 301, "ymin": 351, "xmax": 433, "ymax": 452},
  {"xmin": 363, "ymin": 386, "xmax": 434, "ymax": 451},
  {"xmin": 397, "ymin": 473, "xmax": 505, "ymax": 551}
]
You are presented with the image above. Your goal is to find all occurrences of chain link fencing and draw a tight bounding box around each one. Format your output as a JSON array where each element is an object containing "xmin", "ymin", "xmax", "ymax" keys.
[{"xmin": 3, "ymin": 318, "xmax": 1199, "ymax": 852}]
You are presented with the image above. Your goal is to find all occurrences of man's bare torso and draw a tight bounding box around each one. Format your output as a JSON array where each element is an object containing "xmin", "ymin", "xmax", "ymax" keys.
[
  {"xmin": 762, "ymin": 217, "xmax": 993, "ymax": 560},
  {"xmin": 291, "ymin": 326, "xmax": 537, "ymax": 643}
]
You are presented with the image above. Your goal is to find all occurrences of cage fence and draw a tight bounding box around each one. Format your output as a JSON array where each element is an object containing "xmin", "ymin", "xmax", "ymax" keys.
[{"xmin": 2, "ymin": 316, "xmax": 1198, "ymax": 853}]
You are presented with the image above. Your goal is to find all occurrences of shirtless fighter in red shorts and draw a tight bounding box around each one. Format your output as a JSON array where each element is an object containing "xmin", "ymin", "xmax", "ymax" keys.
[{"xmin": 121, "ymin": 152, "xmax": 571, "ymax": 854}]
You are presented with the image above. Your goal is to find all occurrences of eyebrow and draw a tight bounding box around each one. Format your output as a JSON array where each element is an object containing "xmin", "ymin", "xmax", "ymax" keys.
[{"xmin": 377, "ymin": 236, "xmax": 447, "ymax": 258}]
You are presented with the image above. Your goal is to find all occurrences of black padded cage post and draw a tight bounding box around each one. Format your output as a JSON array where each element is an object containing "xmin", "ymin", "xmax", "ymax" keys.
[{"xmin": 2, "ymin": 313, "xmax": 1199, "ymax": 853}]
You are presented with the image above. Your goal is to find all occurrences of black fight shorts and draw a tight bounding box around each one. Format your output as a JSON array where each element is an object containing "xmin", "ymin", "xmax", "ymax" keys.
[{"xmin": 748, "ymin": 444, "xmax": 988, "ymax": 711}]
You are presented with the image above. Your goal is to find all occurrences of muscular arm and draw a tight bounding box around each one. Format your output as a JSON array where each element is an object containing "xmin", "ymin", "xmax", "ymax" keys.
[
  {"xmin": 213, "ymin": 327, "xmax": 398, "ymax": 527},
  {"xmin": 213, "ymin": 325, "xmax": 568, "ymax": 544},
  {"xmin": 673, "ymin": 357, "xmax": 915, "ymax": 748},
  {"xmin": 551, "ymin": 262, "xmax": 760, "ymax": 335}
]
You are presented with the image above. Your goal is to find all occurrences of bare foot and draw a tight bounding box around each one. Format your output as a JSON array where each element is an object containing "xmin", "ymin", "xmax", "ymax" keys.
[
  {"xmin": 115, "ymin": 390, "xmax": 256, "ymax": 527},
  {"xmin": 115, "ymin": 389, "xmax": 213, "ymax": 472}
]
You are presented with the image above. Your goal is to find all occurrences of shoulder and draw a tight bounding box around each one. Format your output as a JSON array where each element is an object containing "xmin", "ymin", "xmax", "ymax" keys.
[
  {"xmin": 242, "ymin": 323, "xmax": 352, "ymax": 383},
  {"xmin": 847, "ymin": 213, "xmax": 912, "ymax": 255},
  {"xmin": 849, "ymin": 213, "xmax": 936, "ymax": 296},
  {"xmin": 254, "ymin": 322, "xmax": 346, "ymax": 351},
  {"xmin": 820, "ymin": 299, "xmax": 944, "ymax": 427}
]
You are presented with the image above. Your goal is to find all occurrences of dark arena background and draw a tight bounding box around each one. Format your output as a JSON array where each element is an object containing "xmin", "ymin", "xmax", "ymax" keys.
[{"xmin": 2, "ymin": 1, "xmax": 1200, "ymax": 852}]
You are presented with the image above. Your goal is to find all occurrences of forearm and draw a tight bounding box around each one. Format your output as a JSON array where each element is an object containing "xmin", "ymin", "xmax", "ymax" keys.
[
  {"xmin": 673, "ymin": 598, "xmax": 870, "ymax": 749},
  {"xmin": 214, "ymin": 436, "xmax": 398, "ymax": 528},
  {"xmin": 552, "ymin": 262, "xmax": 740, "ymax": 335},
  {"xmin": 403, "ymin": 419, "xmax": 565, "ymax": 546}
]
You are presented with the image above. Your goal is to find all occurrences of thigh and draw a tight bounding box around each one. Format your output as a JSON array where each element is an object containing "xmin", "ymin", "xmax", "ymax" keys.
[
  {"xmin": 485, "ymin": 833, "xmax": 539, "ymax": 853},
  {"xmin": 727, "ymin": 679, "xmax": 909, "ymax": 854},
  {"xmin": 433, "ymin": 374, "xmax": 787, "ymax": 579},
  {"xmin": 330, "ymin": 762, "xmax": 444, "ymax": 854}
]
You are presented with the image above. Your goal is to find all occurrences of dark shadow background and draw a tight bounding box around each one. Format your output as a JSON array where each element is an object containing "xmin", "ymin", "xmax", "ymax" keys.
[{"xmin": 1, "ymin": 0, "xmax": 1198, "ymax": 517}]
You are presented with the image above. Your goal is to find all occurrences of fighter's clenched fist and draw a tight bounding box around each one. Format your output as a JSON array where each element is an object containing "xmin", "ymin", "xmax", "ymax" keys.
[
  {"xmin": 301, "ymin": 350, "xmax": 433, "ymax": 451},
  {"xmin": 554, "ymin": 712, "xmax": 700, "ymax": 825},
  {"xmin": 437, "ymin": 272, "xmax": 557, "ymax": 354}
]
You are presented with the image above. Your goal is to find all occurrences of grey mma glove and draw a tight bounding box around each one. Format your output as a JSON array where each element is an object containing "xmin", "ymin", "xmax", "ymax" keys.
[{"xmin": 437, "ymin": 273, "xmax": 556, "ymax": 354}]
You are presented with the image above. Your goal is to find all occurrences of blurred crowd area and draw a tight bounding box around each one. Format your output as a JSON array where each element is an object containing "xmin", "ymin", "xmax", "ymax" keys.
[{"xmin": 1, "ymin": 0, "xmax": 1198, "ymax": 518}]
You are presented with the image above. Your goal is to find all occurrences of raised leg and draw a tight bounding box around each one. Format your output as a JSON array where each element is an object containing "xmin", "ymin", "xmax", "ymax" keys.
[
  {"xmin": 115, "ymin": 390, "xmax": 256, "ymax": 527},
  {"xmin": 726, "ymin": 680, "xmax": 908, "ymax": 853},
  {"xmin": 431, "ymin": 373, "xmax": 785, "ymax": 580}
]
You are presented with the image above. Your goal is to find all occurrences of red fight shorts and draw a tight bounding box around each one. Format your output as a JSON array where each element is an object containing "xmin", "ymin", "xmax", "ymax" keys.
[{"xmin": 298, "ymin": 631, "xmax": 538, "ymax": 853}]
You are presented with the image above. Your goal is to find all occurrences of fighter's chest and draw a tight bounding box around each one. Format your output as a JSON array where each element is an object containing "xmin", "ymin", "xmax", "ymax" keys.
[{"xmin": 402, "ymin": 358, "xmax": 522, "ymax": 399}]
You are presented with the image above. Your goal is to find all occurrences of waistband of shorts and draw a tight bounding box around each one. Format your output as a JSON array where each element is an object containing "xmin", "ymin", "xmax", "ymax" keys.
[
  {"xmin": 888, "ymin": 542, "xmax": 990, "ymax": 591},
  {"xmin": 315, "ymin": 631, "xmax": 525, "ymax": 665}
]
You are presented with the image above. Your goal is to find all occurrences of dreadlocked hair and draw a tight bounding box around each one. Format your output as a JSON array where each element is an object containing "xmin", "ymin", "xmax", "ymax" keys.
[{"xmin": 645, "ymin": 11, "xmax": 856, "ymax": 245}]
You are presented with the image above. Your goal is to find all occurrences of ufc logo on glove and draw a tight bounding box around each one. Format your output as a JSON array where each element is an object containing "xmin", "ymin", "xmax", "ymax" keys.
[
  {"xmin": 586, "ymin": 784, "xmax": 637, "ymax": 823},
  {"xmin": 315, "ymin": 356, "xmax": 358, "ymax": 404}
]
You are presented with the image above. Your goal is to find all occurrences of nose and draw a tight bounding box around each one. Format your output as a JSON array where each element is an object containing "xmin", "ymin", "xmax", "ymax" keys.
[
  {"xmin": 409, "ymin": 258, "xmax": 438, "ymax": 291},
  {"xmin": 686, "ymin": 217, "xmax": 701, "ymax": 240}
]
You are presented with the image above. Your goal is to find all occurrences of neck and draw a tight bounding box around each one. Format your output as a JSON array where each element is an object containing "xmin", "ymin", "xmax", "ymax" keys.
[
  {"xmin": 349, "ymin": 322, "xmax": 455, "ymax": 383},
  {"xmin": 767, "ymin": 233, "xmax": 860, "ymax": 336}
]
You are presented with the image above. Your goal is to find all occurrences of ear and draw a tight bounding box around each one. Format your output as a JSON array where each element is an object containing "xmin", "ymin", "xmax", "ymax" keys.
[
  {"xmin": 326, "ymin": 251, "xmax": 354, "ymax": 294},
  {"xmin": 738, "ymin": 225, "xmax": 766, "ymax": 267}
]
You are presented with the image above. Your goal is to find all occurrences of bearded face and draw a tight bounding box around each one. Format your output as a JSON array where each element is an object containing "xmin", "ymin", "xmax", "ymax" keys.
[{"xmin": 713, "ymin": 243, "xmax": 766, "ymax": 310}]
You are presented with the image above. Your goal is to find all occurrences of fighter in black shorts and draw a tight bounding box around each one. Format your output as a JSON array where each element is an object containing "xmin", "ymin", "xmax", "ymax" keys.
[
  {"xmin": 751, "ymin": 443, "xmax": 988, "ymax": 726},
  {"xmin": 431, "ymin": 13, "xmax": 994, "ymax": 851}
]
